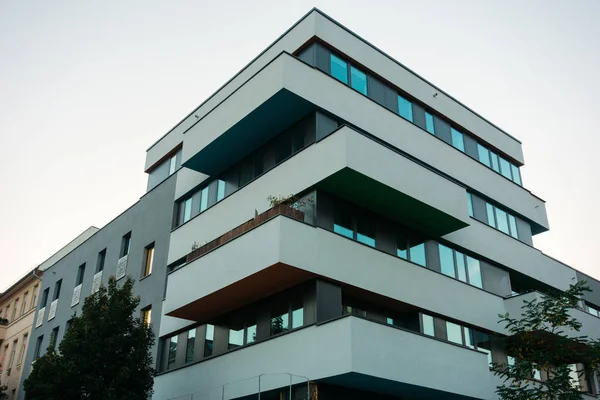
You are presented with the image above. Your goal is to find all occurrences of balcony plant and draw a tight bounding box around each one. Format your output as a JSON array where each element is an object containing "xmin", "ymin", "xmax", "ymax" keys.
[{"xmin": 0, "ymin": 318, "xmax": 8, "ymax": 326}]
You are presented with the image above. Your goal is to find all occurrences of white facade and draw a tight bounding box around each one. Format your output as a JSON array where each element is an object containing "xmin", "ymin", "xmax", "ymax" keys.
[{"xmin": 144, "ymin": 8, "xmax": 600, "ymax": 400}]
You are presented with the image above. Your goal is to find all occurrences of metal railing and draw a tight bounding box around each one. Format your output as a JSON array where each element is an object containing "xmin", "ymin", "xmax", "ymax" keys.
[{"xmin": 166, "ymin": 372, "xmax": 310, "ymax": 400}]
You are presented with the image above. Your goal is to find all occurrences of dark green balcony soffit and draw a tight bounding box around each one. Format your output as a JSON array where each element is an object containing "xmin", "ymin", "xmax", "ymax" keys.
[
  {"xmin": 322, "ymin": 372, "xmax": 481, "ymax": 400},
  {"xmin": 317, "ymin": 168, "xmax": 468, "ymax": 237},
  {"xmin": 183, "ymin": 89, "xmax": 315, "ymax": 176}
]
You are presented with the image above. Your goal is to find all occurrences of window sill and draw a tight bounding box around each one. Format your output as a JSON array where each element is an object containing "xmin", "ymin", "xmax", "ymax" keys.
[{"xmin": 139, "ymin": 273, "xmax": 152, "ymax": 282}]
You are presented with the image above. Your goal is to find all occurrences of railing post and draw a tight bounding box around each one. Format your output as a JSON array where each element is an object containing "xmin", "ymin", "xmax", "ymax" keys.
[{"xmin": 289, "ymin": 373, "xmax": 292, "ymax": 400}]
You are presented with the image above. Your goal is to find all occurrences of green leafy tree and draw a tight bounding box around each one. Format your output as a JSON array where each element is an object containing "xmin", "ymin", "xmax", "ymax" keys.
[
  {"xmin": 24, "ymin": 276, "xmax": 155, "ymax": 400},
  {"xmin": 492, "ymin": 281, "xmax": 600, "ymax": 399}
]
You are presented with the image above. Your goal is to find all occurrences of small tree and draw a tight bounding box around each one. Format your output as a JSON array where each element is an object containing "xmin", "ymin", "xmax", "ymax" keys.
[
  {"xmin": 24, "ymin": 276, "xmax": 155, "ymax": 400},
  {"xmin": 492, "ymin": 281, "xmax": 600, "ymax": 399}
]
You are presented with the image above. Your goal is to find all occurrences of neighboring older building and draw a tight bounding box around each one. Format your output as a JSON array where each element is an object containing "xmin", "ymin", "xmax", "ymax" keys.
[
  {"xmin": 0, "ymin": 269, "xmax": 41, "ymax": 400},
  {"xmin": 0, "ymin": 226, "xmax": 97, "ymax": 399}
]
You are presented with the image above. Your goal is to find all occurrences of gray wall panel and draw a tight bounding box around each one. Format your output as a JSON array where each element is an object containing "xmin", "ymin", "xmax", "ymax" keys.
[
  {"xmin": 315, "ymin": 43, "xmax": 330, "ymax": 74},
  {"xmin": 463, "ymin": 135, "xmax": 478, "ymax": 160},
  {"xmin": 426, "ymin": 241, "xmax": 441, "ymax": 273},
  {"xmin": 316, "ymin": 111, "xmax": 339, "ymax": 141},
  {"xmin": 433, "ymin": 115, "xmax": 452, "ymax": 145},
  {"xmin": 516, "ymin": 217, "xmax": 533, "ymax": 246},
  {"xmin": 316, "ymin": 280, "xmax": 342, "ymax": 322},
  {"xmin": 412, "ymin": 103, "xmax": 426, "ymax": 131},
  {"xmin": 367, "ymin": 76, "xmax": 397, "ymax": 113},
  {"xmin": 481, "ymin": 261, "xmax": 512, "ymax": 297},
  {"xmin": 297, "ymin": 43, "xmax": 316, "ymax": 66},
  {"xmin": 470, "ymin": 194, "xmax": 488, "ymax": 224}
]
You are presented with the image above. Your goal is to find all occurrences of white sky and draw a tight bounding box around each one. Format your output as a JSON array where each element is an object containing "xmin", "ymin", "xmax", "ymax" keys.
[{"xmin": 1, "ymin": 0, "xmax": 599, "ymax": 292}]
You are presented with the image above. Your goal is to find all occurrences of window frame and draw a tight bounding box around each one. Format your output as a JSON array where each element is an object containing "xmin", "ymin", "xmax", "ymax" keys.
[{"xmin": 143, "ymin": 243, "xmax": 155, "ymax": 277}]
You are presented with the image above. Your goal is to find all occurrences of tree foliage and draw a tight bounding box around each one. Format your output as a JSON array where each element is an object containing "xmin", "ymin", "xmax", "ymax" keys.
[
  {"xmin": 492, "ymin": 281, "xmax": 600, "ymax": 400},
  {"xmin": 24, "ymin": 276, "xmax": 155, "ymax": 400}
]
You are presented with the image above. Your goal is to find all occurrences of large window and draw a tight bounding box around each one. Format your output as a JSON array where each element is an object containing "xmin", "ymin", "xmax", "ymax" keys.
[
  {"xmin": 185, "ymin": 329, "xmax": 195, "ymax": 364},
  {"xmin": 121, "ymin": 232, "xmax": 131, "ymax": 257},
  {"xmin": 438, "ymin": 244, "xmax": 483, "ymax": 288},
  {"xmin": 20, "ymin": 292, "xmax": 28, "ymax": 316},
  {"xmin": 330, "ymin": 54, "xmax": 348, "ymax": 84},
  {"xmin": 31, "ymin": 285, "xmax": 38, "ymax": 310},
  {"xmin": 53, "ymin": 279, "xmax": 62, "ymax": 301},
  {"xmin": 333, "ymin": 207, "xmax": 376, "ymax": 248},
  {"xmin": 398, "ymin": 95, "xmax": 413, "ymax": 122},
  {"xmin": 350, "ymin": 66, "xmax": 368, "ymax": 95},
  {"xmin": 76, "ymin": 263, "xmax": 85, "ymax": 286},
  {"xmin": 167, "ymin": 336, "xmax": 178, "ymax": 370},
  {"xmin": 451, "ymin": 128, "xmax": 465, "ymax": 152},
  {"xmin": 485, "ymin": 202, "xmax": 519, "ymax": 239},
  {"xmin": 49, "ymin": 327, "xmax": 59, "ymax": 350},
  {"xmin": 143, "ymin": 243, "xmax": 155, "ymax": 277},
  {"xmin": 425, "ymin": 112, "xmax": 435, "ymax": 134},
  {"xmin": 396, "ymin": 232, "xmax": 427, "ymax": 267},
  {"xmin": 18, "ymin": 333, "xmax": 27, "ymax": 365},
  {"xmin": 182, "ymin": 198, "xmax": 192, "ymax": 223},
  {"xmin": 204, "ymin": 324, "xmax": 214, "ymax": 357},
  {"xmin": 477, "ymin": 144, "xmax": 522, "ymax": 185},
  {"xmin": 96, "ymin": 249, "xmax": 106, "ymax": 273},
  {"xmin": 422, "ymin": 314, "xmax": 435, "ymax": 336},
  {"xmin": 33, "ymin": 335, "xmax": 43, "ymax": 360}
]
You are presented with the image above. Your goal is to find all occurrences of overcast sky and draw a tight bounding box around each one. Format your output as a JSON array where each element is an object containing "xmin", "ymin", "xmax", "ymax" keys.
[{"xmin": 1, "ymin": 0, "xmax": 599, "ymax": 292}]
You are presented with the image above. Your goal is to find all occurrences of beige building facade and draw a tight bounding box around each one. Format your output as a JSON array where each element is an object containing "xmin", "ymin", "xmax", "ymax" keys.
[{"xmin": 0, "ymin": 269, "xmax": 42, "ymax": 400}]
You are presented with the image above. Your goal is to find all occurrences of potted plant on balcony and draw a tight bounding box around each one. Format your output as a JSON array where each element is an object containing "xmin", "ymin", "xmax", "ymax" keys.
[{"xmin": 0, "ymin": 318, "xmax": 8, "ymax": 326}]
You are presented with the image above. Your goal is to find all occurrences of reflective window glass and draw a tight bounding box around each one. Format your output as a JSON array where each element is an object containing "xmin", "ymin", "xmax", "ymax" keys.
[
  {"xmin": 398, "ymin": 95, "xmax": 413, "ymax": 122},
  {"xmin": 508, "ymin": 215, "xmax": 519, "ymax": 239},
  {"xmin": 350, "ymin": 66, "xmax": 367, "ymax": 95},
  {"xmin": 474, "ymin": 330, "xmax": 492, "ymax": 366},
  {"xmin": 246, "ymin": 323, "xmax": 257, "ymax": 343},
  {"xmin": 467, "ymin": 193, "xmax": 474, "ymax": 217},
  {"xmin": 217, "ymin": 180, "xmax": 226, "ymax": 202},
  {"xmin": 169, "ymin": 155, "xmax": 177, "ymax": 175},
  {"xmin": 511, "ymin": 164, "xmax": 522, "ymax": 185},
  {"xmin": 477, "ymin": 144, "xmax": 491, "ymax": 167},
  {"xmin": 422, "ymin": 314, "xmax": 434, "ymax": 336},
  {"xmin": 204, "ymin": 324, "xmax": 214, "ymax": 357},
  {"xmin": 200, "ymin": 187, "xmax": 209, "ymax": 212},
  {"xmin": 185, "ymin": 329, "xmax": 195, "ymax": 364},
  {"xmin": 463, "ymin": 326, "xmax": 475, "ymax": 348},
  {"xmin": 330, "ymin": 54, "xmax": 348, "ymax": 84},
  {"xmin": 456, "ymin": 251, "xmax": 467, "ymax": 282},
  {"xmin": 291, "ymin": 301, "xmax": 304, "ymax": 329},
  {"xmin": 532, "ymin": 364, "xmax": 541, "ymax": 380},
  {"xmin": 167, "ymin": 336, "xmax": 178, "ymax": 369},
  {"xmin": 446, "ymin": 321, "xmax": 463, "ymax": 344},
  {"xmin": 356, "ymin": 216, "xmax": 375, "ymax": 247},
  {"xmin": 439, "ymin": 244, "xmax": 456, "ymax": 278},
  {"xmin": 183, "ymin": 198, "xmax": 192, "ymax": 223},
  {"xmin": 486, "ymin": 203, "xmax": 496, "ymax": 227},
  {"xmin": 334, "ymin": 208, "xmax": 353, "ymax": 239},
  {"xmin": 499, "ymin": 157, "xmax": 513, "ymax": 180},
  {"xmin": 451, "ymin": 128, "xmax": 465, "ymax": 152},
  {"xmin": 409, "ymin": 242, "xmax": 427, "ymax": 267},
  {"xmin": 467, "ymin": 256, "xmax": 483, "ymax": 288},
  {"xmin": 228, "ymin": 327, "xmax": 244, "ymax": 350},
  {"xmin": 490, "ymin": 152, "xmax": 500, "ymax": 173},
  {"xmin": 588, "ymin": 305, "xmax": 600, "ymax": 317},
  {"xmin": 270, "ymin": 304, "xmax": 289, "ymax": 336},
  {"xmin": 425, "ymin": 112, "xmax": 435, "ymax": 134},
  {"xmin": 495, "ymin": 208, "xmax": 510, "ymax": 234}
]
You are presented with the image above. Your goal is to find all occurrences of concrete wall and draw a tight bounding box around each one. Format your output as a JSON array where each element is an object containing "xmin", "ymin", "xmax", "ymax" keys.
[
  {"xmin": 153, "ymin": 316, "xmax": 494, "ymax": 400},
  {"xmin": 17, "ymin": 175, "xmax": 177, "ymax": 400}
]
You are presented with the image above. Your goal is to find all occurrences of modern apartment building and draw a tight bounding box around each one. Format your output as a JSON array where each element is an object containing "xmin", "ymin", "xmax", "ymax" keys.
[{"xmin": 15, "ymin": 8, "xmax": 600, "ymax": 400}]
